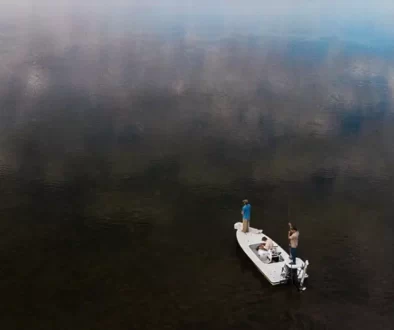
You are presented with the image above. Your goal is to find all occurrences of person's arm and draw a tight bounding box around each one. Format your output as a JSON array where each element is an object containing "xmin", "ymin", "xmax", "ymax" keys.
[
  {"xmin": 256, "ymin": 243, "xmax": 265, "ymax": 250},
  {"xmin": 288, "ymin": 232, "xmax": 295, "ymax": 239}
]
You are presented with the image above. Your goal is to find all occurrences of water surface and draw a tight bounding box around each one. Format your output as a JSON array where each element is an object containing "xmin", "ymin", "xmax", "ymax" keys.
[{"xmin": 0, "ymin": 1, "xmax": 394, "ymax": 329}]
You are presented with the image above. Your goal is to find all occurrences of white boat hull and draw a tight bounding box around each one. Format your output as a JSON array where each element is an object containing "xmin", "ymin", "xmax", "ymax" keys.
[{"xmin": 234, "ymin": 222, "xmax": 309, "ymax": 286}]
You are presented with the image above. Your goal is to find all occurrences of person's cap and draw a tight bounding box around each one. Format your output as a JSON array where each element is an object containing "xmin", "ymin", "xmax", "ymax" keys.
[{"xmin": 243, "ymin": 199, "xmax": 248, "ymax": 203}]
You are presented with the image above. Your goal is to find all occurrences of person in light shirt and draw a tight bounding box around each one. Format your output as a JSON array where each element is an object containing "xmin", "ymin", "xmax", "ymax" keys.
[
  {"xmin": 288, "ymin": 225, "xmax": 299, "ymax": 264},
  {"xmin": 257, "ymin": 236, "xmax": 274, "ymax": 258}
]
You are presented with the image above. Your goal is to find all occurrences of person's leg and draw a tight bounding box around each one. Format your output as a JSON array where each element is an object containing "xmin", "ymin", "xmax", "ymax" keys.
[
  {"xmin": 291, "ymin": 248, "xmax": 297, "ymax": 264},
  {"xmin": 242, "ymin": 219, "xmax": 247, "ymax": 232},
  {"xmin": 245, "ymin": 220, "xmax": 249, "ymax": 232}
]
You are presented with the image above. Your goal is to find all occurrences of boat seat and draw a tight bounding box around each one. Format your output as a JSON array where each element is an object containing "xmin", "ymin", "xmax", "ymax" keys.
[{"xmin": 268, "ymin": 249, "xmax": 281, "ymax": 262}]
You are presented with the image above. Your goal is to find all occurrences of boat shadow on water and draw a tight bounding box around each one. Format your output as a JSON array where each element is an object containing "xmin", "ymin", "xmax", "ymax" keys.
[{"xmin": 233, "ymin": 240, "xmax": 325, "ymax": 328}]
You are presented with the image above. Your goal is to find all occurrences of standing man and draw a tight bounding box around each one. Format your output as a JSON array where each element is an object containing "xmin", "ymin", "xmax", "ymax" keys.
[
  {"xmin": 241, "ymin": 199, "xmax": 251, "ymax": 233},
  {"xmin": 288, "ymin": 224, "xmax": 299, "ymax": 264}
]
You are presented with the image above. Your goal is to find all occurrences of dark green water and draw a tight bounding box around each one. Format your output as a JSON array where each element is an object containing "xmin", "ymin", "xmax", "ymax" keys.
[{"xmin": 0, "ymin": 2, "xmax": 394, "ymax": 329}]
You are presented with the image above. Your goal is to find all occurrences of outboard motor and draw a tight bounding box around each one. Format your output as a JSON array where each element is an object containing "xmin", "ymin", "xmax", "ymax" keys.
[
  {"xmin": 299, "ymin": 260, "xmax": 309, "ymax": 289},
  {"xmin": 281, "ymin": 259, "xmax": 309, "ymax": 291}
]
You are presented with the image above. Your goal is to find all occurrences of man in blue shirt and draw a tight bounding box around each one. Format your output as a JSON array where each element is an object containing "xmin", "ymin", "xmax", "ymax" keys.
[{"xmin": 241, "ymin": 199, "xmax": 251, "ymax": 233}]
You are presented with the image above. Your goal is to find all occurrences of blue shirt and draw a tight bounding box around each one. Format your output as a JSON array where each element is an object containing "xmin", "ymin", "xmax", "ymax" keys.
[{"xmin": 242, "ymin": 204, "xmax": 251, "ymax": 220}]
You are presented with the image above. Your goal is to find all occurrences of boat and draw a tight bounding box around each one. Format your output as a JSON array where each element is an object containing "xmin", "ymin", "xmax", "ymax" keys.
[{"xmin": 234, "ymin": 222, "xmax": 309, "ymax": 289}]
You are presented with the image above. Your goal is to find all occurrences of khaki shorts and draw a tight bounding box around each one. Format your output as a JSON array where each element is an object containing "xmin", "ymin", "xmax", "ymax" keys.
[{"xmin": 242, "ymin": 219, "xmax": 249, "ymax": 232}]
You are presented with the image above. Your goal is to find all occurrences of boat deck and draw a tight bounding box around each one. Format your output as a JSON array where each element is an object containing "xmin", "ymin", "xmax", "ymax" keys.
[{"xmin": 234, "ymin": 222, "xmax": 307, "ymax": 285}]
